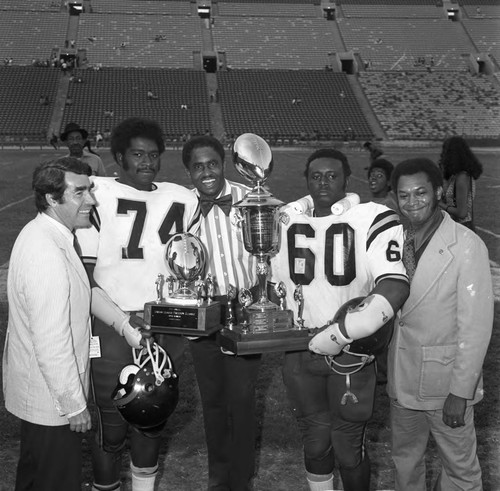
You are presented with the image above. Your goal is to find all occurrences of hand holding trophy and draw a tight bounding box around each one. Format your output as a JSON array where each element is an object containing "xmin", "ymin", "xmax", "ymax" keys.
[{"xmin": 144, "ymin": 233, "xmax": 222, "ymax": 336}]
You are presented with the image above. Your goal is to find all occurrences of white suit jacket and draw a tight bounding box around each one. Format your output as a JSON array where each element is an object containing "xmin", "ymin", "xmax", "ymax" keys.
[
  {"xmin": 387, "ymin": 212, "xmax": 493, "ymax": 410},
  {"xmin": 3, "ymin": 213, "xmax": 91, "ymax": 425}
]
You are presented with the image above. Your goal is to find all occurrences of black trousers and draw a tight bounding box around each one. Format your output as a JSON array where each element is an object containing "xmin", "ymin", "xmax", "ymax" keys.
[
  {"xmin": 15, "ymin": 419, "xmax": 83, "ymax": 491},
  {"xmin": 189, "ymin": 335, "xmax": 262, "ymax": 491}
]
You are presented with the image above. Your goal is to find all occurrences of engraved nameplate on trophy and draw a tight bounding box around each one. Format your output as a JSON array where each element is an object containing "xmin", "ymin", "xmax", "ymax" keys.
[{"xmin": 144, "ymin": 233, "xmax": 222, "ymax": 336}]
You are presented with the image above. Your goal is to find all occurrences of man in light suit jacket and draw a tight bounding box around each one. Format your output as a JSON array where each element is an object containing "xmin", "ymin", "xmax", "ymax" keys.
[
  {"xmin": 3, "ymin": 157, "xmax": 96, "ymax": 491},
  {"xmin": 388, "ymin": 158, "xmax": 493, "ymax": 491}
]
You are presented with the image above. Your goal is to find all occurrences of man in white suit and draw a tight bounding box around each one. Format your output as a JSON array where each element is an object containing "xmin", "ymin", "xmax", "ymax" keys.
[
  {"xmin": 388, "ymin": 158, "xmax": 493, "ymax": 491},
  {"xmin": 3, "ymin": 157, "xmax": 96, "ymax": 491}
]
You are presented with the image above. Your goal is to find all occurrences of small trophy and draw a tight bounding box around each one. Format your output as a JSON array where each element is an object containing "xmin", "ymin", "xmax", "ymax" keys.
[
  {"xmin": 293, "ymin": 284, "xmax": 305, "ymax": 329},
  {"xmin": 226, "ymin": 284, "xmax": 237, "ymax": 328},
  {"xmin": 218, "ymin": 134, "xmax": 310, "ymax": 355},
  {"xmin": 144, "ymin": 233, "xmax": 222, "ymax": 336},
  {"xmin": 275, "ymin": 281, "xmax": 287, "ymax": 311}
]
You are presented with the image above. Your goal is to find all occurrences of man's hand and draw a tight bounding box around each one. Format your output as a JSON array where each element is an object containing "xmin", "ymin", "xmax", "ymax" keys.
[
  {"xmin": 68, "ymin": 408, "xmax": 92, "ymax": 433},
  {"xmin": 128, "ymin": 314, "xmax": 154, "ymax": 348},
  {"xmin": 442, "ymin": 393, "xmax": 467, "ymax": 429},
  {"xmin": 308, "ymin": 322, "xmax": 352, "ymax": 356}
]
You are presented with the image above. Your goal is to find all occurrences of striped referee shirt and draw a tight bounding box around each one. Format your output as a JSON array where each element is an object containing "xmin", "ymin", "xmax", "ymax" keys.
[{"xmin": 194, "ymin": 179, "xmax": 258, "ymax": 296}]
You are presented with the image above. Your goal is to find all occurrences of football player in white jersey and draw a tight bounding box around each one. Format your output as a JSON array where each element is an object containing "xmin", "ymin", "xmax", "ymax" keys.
[
  {"xmin": 270, "ymin": 148, "xmax": 409, "ymax": 491},
  {"xmin": 76, "ymin": 118, "xmax": 200, "ymax": 491}
]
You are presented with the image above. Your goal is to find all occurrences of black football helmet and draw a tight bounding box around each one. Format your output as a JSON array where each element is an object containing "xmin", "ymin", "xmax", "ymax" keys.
[
  {"xmin": 325, "ymin": 296, "xmax": 394, "ymax": 376},
  {"xmin": 112, "ymin": 342, "xmax": 179, "ymax": 432}
]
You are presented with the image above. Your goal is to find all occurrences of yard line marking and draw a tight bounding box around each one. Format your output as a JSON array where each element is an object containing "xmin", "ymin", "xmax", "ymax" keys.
[
  {"xmin": 0, "ymin": 260, "xmax": 8, "ymax": 302},
  {"xmin": 0, "ymin": 195, "xmax": 32, "ymax": 213},
  {"xmin": 491, "ymin": 260, "xmax": 500, "ymax": 302},
  {"xmin": 476, "ymin": 226, "xmax": 500, "ymax": 240}
]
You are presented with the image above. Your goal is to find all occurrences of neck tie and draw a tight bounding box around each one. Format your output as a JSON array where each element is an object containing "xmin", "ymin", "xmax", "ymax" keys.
[
  {"xmin": 200, "ymin": 194, "xmax": 232, "ymax": 217},
  {"xmin": 73, "ymin": 233, "xmax": 82, "ymax": 256},
  {"xmin": 402, "ymin": 227, "xmax": 416, "ymax": 283}
]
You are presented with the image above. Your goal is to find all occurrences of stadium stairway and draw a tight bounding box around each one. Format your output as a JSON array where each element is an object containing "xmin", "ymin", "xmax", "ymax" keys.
[{"xmin": 347, "ymin": 74, "xmax": 385, "ymax": 140}]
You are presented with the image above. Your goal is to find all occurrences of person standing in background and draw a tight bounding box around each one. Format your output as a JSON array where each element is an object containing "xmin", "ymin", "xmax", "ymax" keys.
[
  {"xmin": 366, "ymin": 158, "xmax": 398, "ymax": 212},
  {"xmin": 61, "ymin": 122, "xmax": 107, "ymax": 177},
  {"xmin": 438, "ymin": 136, "xmax": 483, "ymax": 230}
]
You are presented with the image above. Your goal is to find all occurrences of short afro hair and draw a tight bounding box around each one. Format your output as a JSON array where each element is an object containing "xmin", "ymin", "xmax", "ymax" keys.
[
  {"xmin": 110, "ymin": 117, "xmax": 165, "ymax": 162},
  {"xmin": 304, "ymin": 148, "xmax": 351, "ymax": 179},
  {"xmin": 391, "ymin": 158, "xmax": 443, "ymax": 193},
  {"xmin": 182, "ymin": 135, "xmax": 225, "ymax": 168}
]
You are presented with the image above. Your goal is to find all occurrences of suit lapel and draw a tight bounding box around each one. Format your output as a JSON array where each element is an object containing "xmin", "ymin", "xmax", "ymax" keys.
[
  {"xmin": 402, "ymin": 217, "xmax": 456, "ymax": 317},
  {"xmin": 63, "ymin": 245, "xmax": 90, "ymax": 290}
]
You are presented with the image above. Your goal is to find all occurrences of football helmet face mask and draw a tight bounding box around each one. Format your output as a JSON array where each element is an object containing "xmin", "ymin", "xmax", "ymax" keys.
[
  {"xmin": 112, "ymin": 342, "xmax": 179, "ymax": 433},
  {"xmin": 326, "ymin": 296, "xmax": 394, "ymax": 375}
]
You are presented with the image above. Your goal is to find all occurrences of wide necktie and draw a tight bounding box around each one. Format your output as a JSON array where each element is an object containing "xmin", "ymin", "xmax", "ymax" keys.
[
  {"xmin": 200, "ymin": 194, "xmax": 232, "ymax": 217},
  {"xmin": 402, "ymin": 227, "xmax": 416, "ymax": 283}
]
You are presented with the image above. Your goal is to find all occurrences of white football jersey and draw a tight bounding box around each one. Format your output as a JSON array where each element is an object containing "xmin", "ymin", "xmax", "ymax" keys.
[
  {"xmin": 270, "ymin": 201, "xmax": 407, "ymax": 329},
  {"xmin": 76, "ymin": 177, "xmax": 201, "ymax": 311}
]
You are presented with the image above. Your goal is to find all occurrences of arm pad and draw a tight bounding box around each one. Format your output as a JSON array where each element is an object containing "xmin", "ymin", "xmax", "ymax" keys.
[
  {"xmin": 91, "ymin": 287, "xmax": 142, "ymax": 349},
  {"xmin": 343, "ymin": 294, "xmax": 394, "ymax": 340}
]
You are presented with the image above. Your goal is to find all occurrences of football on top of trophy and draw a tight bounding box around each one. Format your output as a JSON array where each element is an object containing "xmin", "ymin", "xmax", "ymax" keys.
[
  {"xmin": 164, "ymin": 233, "xmax": 206, "ymax": 284},
  {"xmin": 232, "ymin": 133, "xmax": 273, "ymax": 186}
]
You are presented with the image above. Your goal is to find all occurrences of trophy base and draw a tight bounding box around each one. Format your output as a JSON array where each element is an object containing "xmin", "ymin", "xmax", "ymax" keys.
[
  {"xmin": 218, "ymin": 325, "xmax": 311, "ymax": 355},
  {"xmin": 144, "ymin": 300, "xmax": 222, "ymax": 336}
]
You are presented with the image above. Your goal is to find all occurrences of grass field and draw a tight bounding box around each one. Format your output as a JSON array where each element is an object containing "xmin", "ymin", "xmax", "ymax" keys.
[{"xmin": 0, "ymin": 146, "xmax": 499, "ymax": 491}]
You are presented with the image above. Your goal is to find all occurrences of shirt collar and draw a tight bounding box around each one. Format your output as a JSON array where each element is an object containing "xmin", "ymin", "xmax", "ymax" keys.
[{"xmin": 40, "ymin": 212, "xmax": 75, "ymax": 244}]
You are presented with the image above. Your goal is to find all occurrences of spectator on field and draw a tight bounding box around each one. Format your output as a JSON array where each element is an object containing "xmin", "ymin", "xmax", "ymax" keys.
[
  {"xmin": 3, "ymin": 157, "xmax": 95, "ymax": 490},
  {"xmin": 366, "ymin": 158, "xmax": 398, "ymax": 212},
  {"xmin": 438, "ymin": 136, "xmax": 483, "ymax": 231},
  {"xmin": 49, "ymin": 132, "xmax": 59, "ymax": 150},
  {"xmin": 147, "ymin": 90, "xmax": 158, "ymax": 100},
  {"xmin": 389, "ymin": 157, "xmax": 493, "ymax": 490},
  {"xmin": 363, "ymin": 141, "xmax": 384, "ymax": 163},
  {"xmin": 94, "ymin": 130, "xmax": 103, "ymax": 148},
  {"xmin": 61, "ymin": 122, "xmax": 106, "ymax": 176}
]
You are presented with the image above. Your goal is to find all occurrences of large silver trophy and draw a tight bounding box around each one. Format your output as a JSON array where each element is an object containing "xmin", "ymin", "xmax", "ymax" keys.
[
  {"xmin": 218, "ymin": 134, "xmax": 310, "ymax": 354},
  {"xmin": 144, "ymin": 233, "xmax": 222, "ymax": 336}
]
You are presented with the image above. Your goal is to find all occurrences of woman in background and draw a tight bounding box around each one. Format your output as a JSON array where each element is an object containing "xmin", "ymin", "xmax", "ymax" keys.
[{"xmin": 438, "ymin": 136, "xmax": 483, "ymax": 230}]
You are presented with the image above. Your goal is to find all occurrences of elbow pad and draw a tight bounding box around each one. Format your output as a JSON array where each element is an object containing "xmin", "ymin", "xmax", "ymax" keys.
[
  {"xmin": 344, "ymin": 294, "xmax": 394, "ymax": 340},
  {"xmin": 91, "ymin": 287, "xmax": 142, "ymax": 349}
]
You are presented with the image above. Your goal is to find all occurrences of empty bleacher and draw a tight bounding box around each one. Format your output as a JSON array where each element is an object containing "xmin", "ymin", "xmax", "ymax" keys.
[
  {"xmin": 88, "ymin": 0, "xmax": 192, "ymax": 15},
  {"xmin": 213, "ymin": 16, "xmax": 338, "ymax": 69},
  {"xmin": 0, "ymin": 66, "xmax": 61, "ymax": 140},
  {"xmin": 61, "ymin": 68, "xmax": 210, "ymax": 140},
  {"xmin": 0, "ymin": 1, "xmax": 61, "ymax": 12},
  {"xmin": 359, "ymin": 71, "xmax": 500, "ymax": 140},
  {"xmin": 217, "ymin": 3, "xmax": 320, "ymax": 17},
  {"xmin": 0, "ymin": 11, "xmax": 67, "ymax": 66},
  {"xmin": 338, "ymin": 17, "xmax": 474, "ymax": 70},
  {"xmin": 341, "ymin": 4, "xmax": 445, "ymax": 18},
  {"xmin": 77, "ymin": 14, "xmax": 202, "ymax": 68},
  {"xmin": 462, "ymin": 18, "xmax": 500, "ymax": 65},
  {"xmin": 0, "ymin": 1, "xmax": 498, "ymax": 144},
  {"xmin": 461, "ymin": 4, "xmax": 500, "ymax": 18},
  {"xmin": 218, "ymin": 70, "xmax": 373, "ymax": 141}
]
